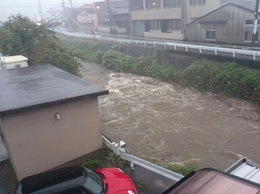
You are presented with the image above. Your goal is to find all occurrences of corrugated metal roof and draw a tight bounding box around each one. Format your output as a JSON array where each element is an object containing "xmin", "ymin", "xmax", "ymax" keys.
[
  {"xmin": 226, "ymin": 158, "xmax": 260, "ymax": 184},
  {"xmin": 230, "ymin": 161, "xmax": 260, "ymax": 184}
]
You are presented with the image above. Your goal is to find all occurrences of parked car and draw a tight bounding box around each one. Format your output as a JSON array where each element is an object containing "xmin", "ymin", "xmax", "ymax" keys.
[{"xmin": 16, "ymin": 165, "xmax": 137, "ymax": 194}]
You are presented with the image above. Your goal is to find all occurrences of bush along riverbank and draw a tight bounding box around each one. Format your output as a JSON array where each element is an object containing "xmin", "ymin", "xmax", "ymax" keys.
[{"xmin": 59, "ymin": 36, "xmax": 260, "ymax": 104}]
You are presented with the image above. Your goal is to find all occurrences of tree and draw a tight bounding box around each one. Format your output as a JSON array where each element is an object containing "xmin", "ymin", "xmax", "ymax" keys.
[{"xmin": 0, "ymin": 15, "xmax": 80, "ymax": 76}]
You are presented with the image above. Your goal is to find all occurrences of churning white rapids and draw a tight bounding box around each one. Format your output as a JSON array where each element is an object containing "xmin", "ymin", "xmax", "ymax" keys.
[{"xmin": 80, "ymin": 60, "xmax": 260, "ymax": 170}]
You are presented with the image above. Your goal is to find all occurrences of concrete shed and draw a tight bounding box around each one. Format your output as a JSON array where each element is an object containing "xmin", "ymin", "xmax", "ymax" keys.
[{"xmin": 0, "ymin": 65, "xmax": 108, "ymax": 180}]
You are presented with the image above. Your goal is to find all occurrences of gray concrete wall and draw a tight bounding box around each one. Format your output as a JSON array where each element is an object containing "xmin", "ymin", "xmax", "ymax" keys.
[{"xmin": 99, "ymin": 41, "xmax": 260, "ymax": 69}]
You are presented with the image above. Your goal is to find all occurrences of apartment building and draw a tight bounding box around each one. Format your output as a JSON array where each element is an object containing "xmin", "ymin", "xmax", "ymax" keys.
[{"xmin": 130, "ymin": 0, "xmax": 221, "ymax": 40}]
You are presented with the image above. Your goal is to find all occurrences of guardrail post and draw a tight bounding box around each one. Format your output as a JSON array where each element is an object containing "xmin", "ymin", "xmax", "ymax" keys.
[{"xmin": 102, "ymin": 135, "xmax": 184, "ymax": 182}]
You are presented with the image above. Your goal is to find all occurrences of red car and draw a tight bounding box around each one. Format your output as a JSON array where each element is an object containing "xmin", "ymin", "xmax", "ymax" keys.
[{"xmin": 16, "ymin": 165, "xmax": 137, "ymax": 194}]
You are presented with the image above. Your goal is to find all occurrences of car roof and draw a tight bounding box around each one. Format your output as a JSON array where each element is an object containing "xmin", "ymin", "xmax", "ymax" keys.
[
  {"xmin": 163, "ymin": 168, "xmax": 260, "ymax": 194},
  {"xmin": 19, "ymin": 165, "xmax": 86, "ymax": 194}
]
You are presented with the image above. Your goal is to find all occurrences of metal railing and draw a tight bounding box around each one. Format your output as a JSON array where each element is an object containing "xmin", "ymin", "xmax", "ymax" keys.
[
  {"xmin": 59, "ymin": 29, "xmax": 260, "ymax": 62},
  {"xmin": 102, "ymin": 135, "xmax": 184, "ymax": 182}
]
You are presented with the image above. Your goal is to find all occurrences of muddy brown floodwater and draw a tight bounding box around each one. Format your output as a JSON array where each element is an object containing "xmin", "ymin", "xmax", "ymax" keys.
[{"xmin": 80, "ymin": 60, "xmax": 260, "ymax": 170}]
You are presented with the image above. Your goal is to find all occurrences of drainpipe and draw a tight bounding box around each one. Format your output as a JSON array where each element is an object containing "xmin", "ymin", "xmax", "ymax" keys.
[{"xmin": 251, "ymin": 0, "xmax": 260, "ymax": 46}]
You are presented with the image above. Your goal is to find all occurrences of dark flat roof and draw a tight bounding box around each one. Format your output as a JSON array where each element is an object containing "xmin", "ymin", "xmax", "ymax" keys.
[{"xmin": 0, "ymin": 65, "xmax": 108, "ymax": 116}]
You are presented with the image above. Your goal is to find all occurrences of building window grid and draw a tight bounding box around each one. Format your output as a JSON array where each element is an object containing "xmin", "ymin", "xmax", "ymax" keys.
[
  {"xmin": 145, "ymin": 19, "xmax": 182, "ymax": 32},
  {"xmin": 150, "ymin": 20, "xmax": 161, "ymax": 29},
  {"xmin": 131, "ymin": 0, "xmax": 144, "ymax": 10},
  {"xmin": 146, "ymin": 0, "xmax": 161, "ymax": 9},
  {"xmin": 163, "ymin": 0, "xmax": 181, "ymax": 8},
  {"xmin": 205, "ymin": 30, "xmax": 216, "ymax": 40},
  {"xmin": 168, "ymin": 19, "xmax": 181, "ymax": 31},
  {"xmin": 189, "ymin": 0, "xmax": 206, "ymax": 5}
]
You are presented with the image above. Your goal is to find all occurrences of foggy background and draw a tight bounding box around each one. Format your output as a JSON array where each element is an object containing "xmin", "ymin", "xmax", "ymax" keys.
[{"xmin": 0, "ymin": 0, "xmax": 95, "ymax": 22}]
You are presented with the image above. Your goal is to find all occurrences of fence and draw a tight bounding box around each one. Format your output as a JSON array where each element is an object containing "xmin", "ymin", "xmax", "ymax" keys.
[
  {"xmin": 102, "ymin": 135, "xmax": 184, "ymax": 182},
  {"xmin": 58, "ymin": 28, "xmax": 260, "ymax": 62}
]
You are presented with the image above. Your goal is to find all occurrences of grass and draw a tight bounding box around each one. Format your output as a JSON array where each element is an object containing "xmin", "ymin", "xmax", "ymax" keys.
[{"xmin": 84, "ymin": 147, "xmax": 197, "ymax": 176}]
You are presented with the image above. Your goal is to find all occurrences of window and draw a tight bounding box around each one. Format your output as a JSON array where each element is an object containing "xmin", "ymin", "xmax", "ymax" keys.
[
  {"xmin": 245, "ymin": 20, "xmax": 253, "ymax": 25},
  {"xmin": 146, "ymin": 0, "xmax": 161, "ymax": 9},
  {"xmin": 150, "ymin": 20, "xmax": 161, "ymax": 29},
  {"xmin": 189, "ymin": 0, "xmax": 196, "ymax": 5},
  {"xmin": 189, "ymin": 0, "xmax": 206, "ymax": 5},
  {"xmin": 164, "ymin": 0, "xmax": 181, "ymax": 8},
  {"xmin": 145, "ymin": 20, "xmax": 161, "ymax": 31},
  {"xmin": 131, "ymin": 0, "xmax": 144, "ymax": 10},
  {"xmin": 205, "ymin": 30, "xmax": 216, "ymax": 40},
  {"xmin": 198, "ymin": 0, "xmax": 206, "ymax": 4},
  {"xmin": 162, "ymin": 19, "xmax": 181, "ymax": 32},
  {"xmin": 245, "ymin": 19, "xmax": 260, "ymax": 25},
  {"xmin": 244, "ymin": 31, "xmax": 252, "ymax": 42}
]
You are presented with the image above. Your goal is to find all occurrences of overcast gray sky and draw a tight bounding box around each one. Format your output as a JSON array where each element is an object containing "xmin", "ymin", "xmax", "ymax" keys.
[{"xmin": 0, "ymin": 0, "xmax": 95, "ymax": 21}]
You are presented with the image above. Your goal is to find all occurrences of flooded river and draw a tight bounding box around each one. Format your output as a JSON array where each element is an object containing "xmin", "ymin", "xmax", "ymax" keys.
[{"xmin": 80, "ymin": 61, "xmax": 260, "ymax": 170}]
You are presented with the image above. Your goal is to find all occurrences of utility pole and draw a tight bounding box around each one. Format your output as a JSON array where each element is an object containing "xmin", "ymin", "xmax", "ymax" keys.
[
  {"xmin": 69, "ymin": 0, "xmax": 75, "ymax": 28},
  {"xmin": 61, "ymin": 0, "xmax": 67, "ymax": 26},
  {"xmin": 251, "ymin": 0, "xmax": 260, "ymax": 46},
  {"xmin": 38, "ymin": 0, "xmax": 44, "ymax": 22},
  {"xmin": 128, "ymin": 0, "xmax": 133, "ymax": 36},
  {"xmin": 107, "ymin": 0, "xmax": 112, "ymax": 31}
]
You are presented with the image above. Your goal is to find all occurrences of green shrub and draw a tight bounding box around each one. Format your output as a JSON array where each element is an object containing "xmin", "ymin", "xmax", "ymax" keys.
[
  {"xmin": 146, "ymin": 157, "xmax": 198, "ymax": 176},
  {"xmin": 83, "ymin": 148, "xmax": 128, "ymax": 169},
  {"xmin": 164, "ymin": 163, "xmax": 198, "ymax": 176},
  {"xmin": 181, "ymin": 61, "xmax": 260, "ymax": 103},
  {"xmin": 59, "ymin": 35, "xmax": 103, "ymax": 63},
  {"xmin": 59, "ymin": 36, "xmax": 260, "ymax": 104}
]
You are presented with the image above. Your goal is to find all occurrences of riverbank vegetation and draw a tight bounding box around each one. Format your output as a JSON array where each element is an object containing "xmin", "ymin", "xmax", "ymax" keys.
[
  {"xmin": 83, "ymin": 147, "xmax": 197, "ymax": 176},
  {"xmin": 0, "ymin": 16, "xmax": 80, "ymax": 76},
  {"xmin": 59, "ymin": 36, "xmax": 260, "ymax": 104}
]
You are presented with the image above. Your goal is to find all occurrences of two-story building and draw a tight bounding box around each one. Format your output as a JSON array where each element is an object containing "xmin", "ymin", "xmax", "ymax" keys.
[{"xmin": 129, "ymin": 0, "xmax": 221, "ymax": 40}]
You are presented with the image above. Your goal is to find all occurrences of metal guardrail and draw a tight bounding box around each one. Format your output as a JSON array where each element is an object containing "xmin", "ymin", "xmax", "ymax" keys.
[
  {"xmin": 102, "ymin": 135, "xmax": 184, "ymax": 182},
  {"xmin": 58, "ymin": 29, "xmax": 260, "ymax": 61}
]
